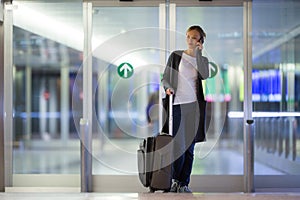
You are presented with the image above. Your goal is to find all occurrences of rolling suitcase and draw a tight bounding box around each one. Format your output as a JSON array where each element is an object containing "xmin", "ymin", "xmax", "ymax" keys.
[
  {"xmin": 137, "ymin": 94, "xmax": 173, "ymax": 192},
  {"xmin": 137, "ymin": 136, "xmax": 155, "ymax": 188}
]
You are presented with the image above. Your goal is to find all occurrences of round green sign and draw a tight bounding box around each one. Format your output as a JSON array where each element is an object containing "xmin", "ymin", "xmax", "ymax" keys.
[
  {"xmin": 208, "ymin": 61, "xmax": 218, "ymax": 78},
  {"xmin": 117, "ymin": 62, "xmax": 134, "ymax": 79}
]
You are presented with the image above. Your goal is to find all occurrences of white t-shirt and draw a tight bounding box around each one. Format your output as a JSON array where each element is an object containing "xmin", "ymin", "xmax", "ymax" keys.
[{"xmin": 173, "ymin": 52, "xmax": 198, "ymax": 105}]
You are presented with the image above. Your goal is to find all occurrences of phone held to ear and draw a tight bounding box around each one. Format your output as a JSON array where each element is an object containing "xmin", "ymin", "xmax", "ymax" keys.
[{"xmin": 199, "ymin": 37, "xmax": 204, "ymax": 44}]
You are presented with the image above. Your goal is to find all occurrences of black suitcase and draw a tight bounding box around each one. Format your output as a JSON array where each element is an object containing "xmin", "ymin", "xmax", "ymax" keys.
[
  {"xmin": 137, "ymin": 94, "xmax": 173, "ymax": 192},
  {"xmin": 137, "ymin": 136, "xmax": 155, "ymax": 188},
  {"xmin": 149, "ymin": 134, "xmax": 173, "ymax": 192}
]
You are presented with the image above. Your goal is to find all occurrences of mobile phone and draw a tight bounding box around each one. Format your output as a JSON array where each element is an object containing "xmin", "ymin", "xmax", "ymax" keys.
[{"xmin": 199, "ymin": 36, "xmax": 204, "ymax": 44}]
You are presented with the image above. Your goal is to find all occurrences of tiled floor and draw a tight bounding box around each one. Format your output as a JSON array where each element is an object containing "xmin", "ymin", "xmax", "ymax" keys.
[{"xmin": 1, "ymin": 192, "xmax": 300, "ymax": 200}]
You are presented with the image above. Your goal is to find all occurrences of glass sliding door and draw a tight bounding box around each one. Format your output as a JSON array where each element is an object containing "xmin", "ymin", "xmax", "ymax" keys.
[
  {"xmin": 173, "ymin": 2, "xmax": 253, "ymax": 192},
  {"xmin": 11, "ymin": 0, "xmax": 83, "ymax": 188},
  {"xmin": 175, "ymin": 6, "xmax": 245, "ymax": 176},
  {"xmin": 252, "ymin": 0, "xmax": 300, "ymax": 190},
  {"xmin": 91, "ymin": 6, "xmax": 161, "ymax": 173},
  {"xmin": 89, "ymin": 2, "xmax": 164, "ymax": 192},
  {"xmin": 89, "ymin": 0, "xmax": 249, "ymax": 192}
]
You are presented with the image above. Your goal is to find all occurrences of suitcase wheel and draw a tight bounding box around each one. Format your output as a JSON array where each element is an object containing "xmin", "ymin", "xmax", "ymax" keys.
[{"xmin": 149, "ymin": 187, "xmax": 155, "ymax": 193}]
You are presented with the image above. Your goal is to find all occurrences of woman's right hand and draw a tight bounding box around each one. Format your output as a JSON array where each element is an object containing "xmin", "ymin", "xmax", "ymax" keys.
[{"xmin": 166, "ymin": 88, "xmax": 174, "ymax": 96}]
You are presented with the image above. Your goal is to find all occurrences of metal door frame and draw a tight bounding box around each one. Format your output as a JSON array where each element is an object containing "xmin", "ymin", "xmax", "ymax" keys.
[
  {"xmin": 2, "ymin": 0, "xmax": 13, "ymax": 191},
  {"xmin": 0, "ymin": 0, "xmax": 5, "ymax": 192}
]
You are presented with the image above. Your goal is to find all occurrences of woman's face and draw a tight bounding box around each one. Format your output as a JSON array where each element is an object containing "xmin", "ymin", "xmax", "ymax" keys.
[{"xmin": 186, "ymin": 30, "xmax": 201, "ymax": 50}]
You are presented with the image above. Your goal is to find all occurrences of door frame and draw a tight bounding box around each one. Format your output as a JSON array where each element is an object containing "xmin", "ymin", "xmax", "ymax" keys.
[{"xmin": 85, "ymin": 0, "xmax": 251, "ymax": 193}]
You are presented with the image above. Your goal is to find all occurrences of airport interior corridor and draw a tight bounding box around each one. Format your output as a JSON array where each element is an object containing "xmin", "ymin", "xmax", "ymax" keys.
[{"xmin": 1, "ymin": 0, "xmax": 300, "ymax": 194}]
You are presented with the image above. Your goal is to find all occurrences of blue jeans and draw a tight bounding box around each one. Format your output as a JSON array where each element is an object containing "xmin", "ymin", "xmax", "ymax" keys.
[{"xmin": 172, "ymin": 102, "xmax": 198, "ymax": 186}]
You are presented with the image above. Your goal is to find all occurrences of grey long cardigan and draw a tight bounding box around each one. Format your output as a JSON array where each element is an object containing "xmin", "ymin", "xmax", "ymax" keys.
[{"xmin": 161, "ymin": 50, "xmax": 209, "ymax": 143}]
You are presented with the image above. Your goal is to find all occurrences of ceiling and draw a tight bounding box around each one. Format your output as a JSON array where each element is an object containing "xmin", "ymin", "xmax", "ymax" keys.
[{"xmin": 11, "ymin": 0, "xmax": 300, "ymax": 68}]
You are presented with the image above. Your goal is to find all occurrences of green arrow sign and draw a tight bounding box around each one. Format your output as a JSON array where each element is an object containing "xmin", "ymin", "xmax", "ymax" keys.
[
  {"xmin": 208, "ymin": 61, "xmax": 218, "ymax": 78},
  {"xmin": 117, "ymin": 62, "xmax": 134, "ymax": 79}
]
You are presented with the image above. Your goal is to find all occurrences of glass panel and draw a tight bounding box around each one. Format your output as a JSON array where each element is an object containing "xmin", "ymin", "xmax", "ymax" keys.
[
  {"xmin": 252, "ymin": 0, "xmax": 300, "ymax": 175},
  {"xmin": 91, "ymin": 7, "xmax": 160, "ymax": 174},
  {"xmin": 176, "ymin": 6, "xmax": 245, "ymax": 175},
  {"xmin": 13, "ymin": 1, "xmax": 83, "ymax": 174}
]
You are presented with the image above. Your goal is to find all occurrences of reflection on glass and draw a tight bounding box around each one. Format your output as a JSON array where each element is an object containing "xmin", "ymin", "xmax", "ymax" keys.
[
  {"xmin": 91, "ymin": 7, "xmax": 160, "ymax": 174},
  {"xmin": 12, "ymin": 1, "xmax": 83, "ymax": 174},
  {"xmin": 252, "ymin": 0, "xmax": 300, "ymax": 175}
]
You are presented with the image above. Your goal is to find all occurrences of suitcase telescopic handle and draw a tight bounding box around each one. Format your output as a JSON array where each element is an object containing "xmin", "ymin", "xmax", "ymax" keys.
[{"xmin": 169, "ymin": 94, "xmax": 173, "ymax": 136}]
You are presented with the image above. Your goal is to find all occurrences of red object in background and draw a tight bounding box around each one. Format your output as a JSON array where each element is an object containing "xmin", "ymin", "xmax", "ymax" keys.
[
  {"xmin": 43, "ymin": 91, "xmax": 50, "ymax": 100},
  {"xmin": 80, "ymin": 91, "xmax": 83, "ymax": 100}
]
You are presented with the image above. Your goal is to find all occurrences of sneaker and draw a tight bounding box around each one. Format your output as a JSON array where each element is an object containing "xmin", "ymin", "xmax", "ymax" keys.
[
  {"xmin": 170, "ymin": 180, "xmax": 179, "ymax": 192},
  {"xmin": 178, "ymin": 185, "xmax": 192, "ymax": 193}
]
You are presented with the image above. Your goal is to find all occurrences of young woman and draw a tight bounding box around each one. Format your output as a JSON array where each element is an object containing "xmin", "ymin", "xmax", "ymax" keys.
[{"xmin": 162, "ymin": 25, "xmax": 209, "ymax": 193}]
